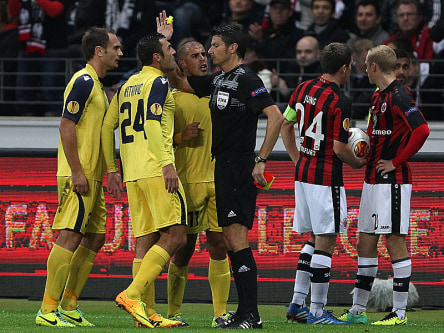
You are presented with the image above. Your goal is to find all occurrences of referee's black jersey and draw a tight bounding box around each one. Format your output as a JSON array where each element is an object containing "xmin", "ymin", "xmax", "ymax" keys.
[
  {"xmin": 366, "ymin": 80, "xmax": 427, "ymax": 184},
  {"xmin": 284, "ymin": 77, "xmax": 351, "ymax": 186},
  {"xmin": 189, "ymin": 64, "xmax": 275, "ymax": 157}
]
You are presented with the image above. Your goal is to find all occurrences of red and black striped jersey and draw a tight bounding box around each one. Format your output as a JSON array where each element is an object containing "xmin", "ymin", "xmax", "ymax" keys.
[
  {"xmin": 284, "ymin": 76, "xmax": 351, "ymax": 186},
  {"xmin": 366, "ymin": 80, "xmax": 427, "ymax": 184}
]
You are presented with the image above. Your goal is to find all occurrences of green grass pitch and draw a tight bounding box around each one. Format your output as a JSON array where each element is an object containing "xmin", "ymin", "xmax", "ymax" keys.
[{"xmin": 1, "ymin": 299, "xmax": 443, "ymax": 332}]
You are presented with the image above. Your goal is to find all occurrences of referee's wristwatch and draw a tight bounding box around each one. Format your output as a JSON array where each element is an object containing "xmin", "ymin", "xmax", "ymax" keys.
[{"xmin": 255, "ymin": 155, "xmax": 267, "ymax": 163}]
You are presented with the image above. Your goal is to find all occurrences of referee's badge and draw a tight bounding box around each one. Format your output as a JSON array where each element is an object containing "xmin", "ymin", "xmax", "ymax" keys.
[
  {"xmin": 216, "ymin": 91, "xmax": 229, "ymax": 110},
  {"xmin": 150, "ymin": 103, "xmax": 163, "ymax": 115},
  {"xmin": 66, "ymin": 101, "xmax": 80, "ymax": 114}
]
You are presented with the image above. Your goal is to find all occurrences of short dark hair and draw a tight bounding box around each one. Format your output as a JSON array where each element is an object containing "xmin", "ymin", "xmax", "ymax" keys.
[
  {"xmin": 388, "ymin": 36, "xmax": 414, "ymax": 54},
  {"xmin": 137, "ymin": 32, "xmax": 165, "ymax": 66},
  {"xmin": 394, "ymin": 48, "xmax": 411, "ymax": 60},
  {"xmin": 320, "ymin": 42, "xmax": 353, "ymax": 74},
  {"xmin": 82, "ymin": 27, "xmax": 115, "ymax": 61},
  {"xmin": 177, "ymin": 38, "xmax": 203, "ymax": 61},
  {"xmin": 356, "ymin": 0, "xmax": 381, "ymax": 17},
  {"xmin": 397, "ymin": 0, "xmax": 427, "ymax": 17},
  {"xmin": 211, "ymin": 23, "xmax": 247, "ymax": 59},
  {"xmin": 397, "ymin": 0, "xmax": 419, "ymax": 11},
  {"xmin": 311, "ymin": 0, "xmax": 335, "ymax": 12}
]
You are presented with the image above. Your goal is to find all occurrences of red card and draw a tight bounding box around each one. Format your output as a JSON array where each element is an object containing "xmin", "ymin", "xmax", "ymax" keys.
[{"xmin": 254, "ymin": 171, "xmax": 275, "ymax": 190}]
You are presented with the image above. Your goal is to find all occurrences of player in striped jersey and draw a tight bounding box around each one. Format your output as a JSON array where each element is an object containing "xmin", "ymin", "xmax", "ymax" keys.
[
  {"xmin": 340, "ymin": 45, "xmax": 429, "ymax": 326},
  {"xmin": 36, "ymin": 27, "xmax": 123, "ymax": 327},
  {"xmin": 281, "ymin": 42, "xmax": 366, "ymax": 325},
  {"xmin": 102, "ymin": 32, "xmax": 186, "ymax": 328},
  {"xmin": 166, "ymin": 39, "xmax": 231, "ymax": 327}
]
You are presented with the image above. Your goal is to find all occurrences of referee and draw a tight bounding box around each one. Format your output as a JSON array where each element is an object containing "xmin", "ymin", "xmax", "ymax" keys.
[{"xmin": 158, "ymin": 14, "xmax": 284, "ymax": 329}]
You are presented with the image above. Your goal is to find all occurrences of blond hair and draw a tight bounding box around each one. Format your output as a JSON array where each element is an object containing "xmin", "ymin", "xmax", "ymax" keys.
[{"xmin": 367, "ymin": 45, "xmax": 396, "ymax": 73}]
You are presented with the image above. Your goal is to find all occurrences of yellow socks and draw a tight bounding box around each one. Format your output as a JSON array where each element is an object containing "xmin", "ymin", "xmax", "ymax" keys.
[
  {"xmin": 126, "ymin": 245, "xmax": 170, "ymax": 300},
  {"xmin": 41, "ymin": 244, "xmax": 73, "ymax": 314},
  {"xmin": 133, "ymin": 258, "xmax": 156, "ymax": 316},
  {"xmin": 60, "ymin": 245, "xmax": 97, "ymax": 311},
  {"xmin": 167, "ymin": 261, "xmax": 189, "ymax": 317},
  {"xmin": 209, "ymin": 257, "xmax": 231, "ymax": 318}
]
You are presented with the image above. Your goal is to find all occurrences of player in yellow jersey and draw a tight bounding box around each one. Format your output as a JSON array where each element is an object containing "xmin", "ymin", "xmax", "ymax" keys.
[
  {"xmin": 165, "ymin": 39, "xmax": 231, "ymax": 327},
  {"xmin": 102, "ymin": 32, "xmax": 187, "ymax": 328},
  {"xmin": 35, "ymin": 27, "xmax": 123, "ymax": 328}
]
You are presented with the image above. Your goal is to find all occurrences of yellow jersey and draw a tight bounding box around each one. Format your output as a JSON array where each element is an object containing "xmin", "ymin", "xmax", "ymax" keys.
[
  {"xmin": 103, "ymin": 66, "xmax": 175, "ymax": 182},
  {"xmin": 173, "ymin": 90, "xmax": 214, "ymax": 184},
  {"xmin": 57, "ymin": 64, "xmax": 108, "ymax": 182}
]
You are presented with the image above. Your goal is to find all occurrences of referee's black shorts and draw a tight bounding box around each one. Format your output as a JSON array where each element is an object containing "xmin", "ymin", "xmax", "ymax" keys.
[{"xmin": 214, "ymin": 152, "xmax": 257, "ymax": 229}]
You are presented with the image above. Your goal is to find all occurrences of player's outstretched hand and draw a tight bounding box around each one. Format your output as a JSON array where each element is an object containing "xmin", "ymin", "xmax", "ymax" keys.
[
  {"xmin": 107, "ymin": 172, "xmax": 124, "ymax": 200},
  {"xmin": 157, "ymin": 10, "xmax": 173, "ymax": 41}
]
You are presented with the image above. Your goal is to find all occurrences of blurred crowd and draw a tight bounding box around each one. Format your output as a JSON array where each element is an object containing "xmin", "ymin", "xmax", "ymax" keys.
[{"xmin": 0, "ymin": 0, "xmax": 444, "ymax": 120}]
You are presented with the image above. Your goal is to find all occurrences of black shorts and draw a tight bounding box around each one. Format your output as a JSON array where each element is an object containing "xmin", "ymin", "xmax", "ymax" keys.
[{"xmin": 214, "ymin": 153, "xmax": 257, "ymax": 229}]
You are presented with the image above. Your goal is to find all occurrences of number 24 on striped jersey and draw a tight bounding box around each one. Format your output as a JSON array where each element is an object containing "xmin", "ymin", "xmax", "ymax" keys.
[{"xmin": 296, "ymin": 102, "xmax": 324, "ymax": 151}]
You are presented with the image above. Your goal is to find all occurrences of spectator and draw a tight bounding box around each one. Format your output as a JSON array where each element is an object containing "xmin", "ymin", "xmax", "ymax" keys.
[
  {"xmin": 394, "ymin": 48, "xmax": 411, "ymax": 84},
  {"xmin": 381, "ymin": 0, "xmax": 401, "ymax": 34},
  {"xmin": 270, "ymin": 35, "xmax": 322, "ymax": 101},
  {"xmin": 386, "ymin": 35, "xmax": 415, "ymax": 53},
  {"xmin": 429, "ymin": 0, "xmax": 444, "ymax": 45},
  {"xmin": 259, "ymin": 0, "xmax": 313, "ymax": 30},
  {"xmin": 335, "ymin": 0, "xmax": 358, "ymax": 33},
  {"xmin": 381, "ymin": 0, "xmax": 434, "ymax": 35},
  {"xmin": 348, "ymin": 0, "xmax": 390, "ymax": 47},
  {"xmin": 66, "ymin": 1, "xmax": 80, "ymax": 47},
  {"xmin": 383, "ymin": 0, "xmax": 442, "ymax": 119},
  {"xmin": 170, "ymin": 1, "xmax": 225, "ymax": 46},
  {"xmin": 9, "ymin": 0, "xmax": 69, "ymax": 116},
  {"xmin": 295, "ymin": 0, "xmax": 313, "ymax": 29},
  {"xmin": 0, "ymin": 0, "xmax": 19, "ymax": 114},
  {"xmin": 389, "ymin": 46, "xmax": 443, "ymax": 120},
  {"xmin": 384, "ymin": 0, "xmax": 434, "ymax": 60},
  {"xmin": 220, "ymin": 0, "xmax": 264, "ymax": 33},
  {"xmin": 305, "ymin": 0, "xmax": 350, "ymax": 49},
  {"xmin": 248, "ymin": 0, "xmax": 304, "ymax": 68},
  {"xmin": 244, "ymin": 38, "xmax": 273, "ymax": 93},
  {"xmin": 409, "ymin": 53, "xmax": 444, "ymax": 120},
  {"xmin": 74, "ymin": 0, "xmax": 158, "ymax": 79},
  {"xmin": 350, "ymin": 38, "xmax": 374, "ymax": 119}
]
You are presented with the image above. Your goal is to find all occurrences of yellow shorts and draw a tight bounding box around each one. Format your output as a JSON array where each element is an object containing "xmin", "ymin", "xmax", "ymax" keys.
[
  {"xmin": 52, "ymin": 176, "xmax": 106, "ymax": 234},
  {"xmin": 127, "ymin": 176, "xmax": 187, "ymax": 238},
  {"xmin": 184, "ymin": 182, "xmax": 221, "ymax": 234}
]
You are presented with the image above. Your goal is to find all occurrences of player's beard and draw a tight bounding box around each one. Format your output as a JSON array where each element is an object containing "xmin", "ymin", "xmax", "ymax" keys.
[{"xmin": 161, "ymin": 58, "xmax": 176, "ymax": 73}]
